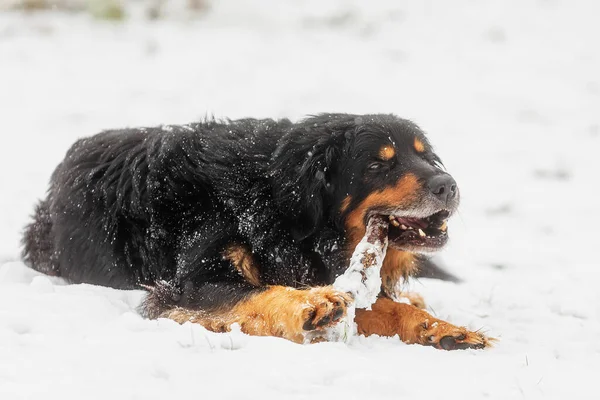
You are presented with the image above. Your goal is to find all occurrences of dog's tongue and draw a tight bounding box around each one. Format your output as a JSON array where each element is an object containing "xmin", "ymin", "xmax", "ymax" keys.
[{"xmin": 395, "ymin": 216, "xmax": 428, "ymax": 230}]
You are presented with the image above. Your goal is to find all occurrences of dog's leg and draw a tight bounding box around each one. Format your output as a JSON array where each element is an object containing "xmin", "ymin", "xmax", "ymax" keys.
[
  {"xmin": 378, "ymin": 249, "xmax": 428, "ymax": 308},
  {"xmin": 355, "ymin": 297, "xmax": 492, "ymax": 350},
  {"xmin": 143, "ymin": 281, "xmax": 352, "ymax": 344}
]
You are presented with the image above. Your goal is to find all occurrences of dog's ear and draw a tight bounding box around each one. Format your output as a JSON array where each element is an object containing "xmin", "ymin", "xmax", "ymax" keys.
[{"xmin": 271, "ymin": 115, "xmax": 354, "ymax": 240}]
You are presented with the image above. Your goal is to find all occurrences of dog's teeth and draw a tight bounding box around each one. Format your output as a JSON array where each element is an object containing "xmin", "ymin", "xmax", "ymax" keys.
[
  {"xmin": 440, "ymin": 221, "xmax": 447, "ymax": 231},
  {"xmin": 388, "ymin": 215, "xmax": 395, "ymax": 221},
  {"xmin": 400, "ymin": 224, "xmax": 408, "ymax": 230},
  {"xmin": 391, "ymin": 219, "xmax": 400, "ymax": 227},
  {"xmin": 407, "ymin": 226, "xmax": 413, "ymax": 230},
  {"xmin": 418, "ymin": 229, "xmax": 426, "ymax": 237}
]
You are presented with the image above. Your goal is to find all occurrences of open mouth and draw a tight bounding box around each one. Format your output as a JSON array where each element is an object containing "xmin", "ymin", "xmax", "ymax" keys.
[{"xmin": 383, "ymin": 210, "xmax": 450, "ymax": 252}]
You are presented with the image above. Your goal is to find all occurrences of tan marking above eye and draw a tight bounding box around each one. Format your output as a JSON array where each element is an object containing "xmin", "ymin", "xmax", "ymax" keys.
[
  {"xmin": 414, "ymin": 138, "xmax": 425, "ymax": 153},
  {"xmin": 378, "ymin": 146, "xmax": 396, "ymax": 160}
]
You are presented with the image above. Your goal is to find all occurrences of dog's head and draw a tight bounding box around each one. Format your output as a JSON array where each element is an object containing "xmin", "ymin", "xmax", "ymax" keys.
[{"xmin": 271, "ymin": 113, "xmax": 458, "ymax": 254}]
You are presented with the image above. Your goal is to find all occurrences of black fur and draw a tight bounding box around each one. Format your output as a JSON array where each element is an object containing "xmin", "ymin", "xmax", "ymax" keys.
[{"xmin": 22, "ymin": 114, "xmax": 454, "ymax": 317}]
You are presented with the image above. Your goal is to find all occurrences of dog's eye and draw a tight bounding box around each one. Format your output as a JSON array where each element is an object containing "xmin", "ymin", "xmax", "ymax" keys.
[{"xmin": 368, "ymin": 162, "xmax": 384, "ymax": 171}]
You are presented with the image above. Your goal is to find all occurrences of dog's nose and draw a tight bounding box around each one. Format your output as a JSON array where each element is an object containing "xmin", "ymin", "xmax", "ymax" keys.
[{"xmin": 427, "ymin": 174, "xmax": 457, "ymax": 204}]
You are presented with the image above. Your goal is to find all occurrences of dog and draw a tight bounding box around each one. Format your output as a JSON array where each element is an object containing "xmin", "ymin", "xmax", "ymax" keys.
[{"xmin": 22, "ymin": 113, "xmax": 491, "ymax": 349}]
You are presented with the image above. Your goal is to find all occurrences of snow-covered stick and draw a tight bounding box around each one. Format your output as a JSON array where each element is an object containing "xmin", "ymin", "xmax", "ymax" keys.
[
  {"xmin": 326, "ymin": 215, "xmax": 389, "ymax": 342},
  {"xmin": 335, "ymin": 214, "xmax": 389, "ymax": 308}
]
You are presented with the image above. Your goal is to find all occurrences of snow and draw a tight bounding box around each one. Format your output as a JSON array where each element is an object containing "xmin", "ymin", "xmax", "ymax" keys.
[
  {"xmin": 331, "ymin": 217, "xmax": 388, "ymax": 342},
  {"xmin": 333, "ymin": 224, "xmax": 388, "ymax": 310},
  {"xmin": 1, "ymin": 0, "xmax": 600, "ymax": 399}
]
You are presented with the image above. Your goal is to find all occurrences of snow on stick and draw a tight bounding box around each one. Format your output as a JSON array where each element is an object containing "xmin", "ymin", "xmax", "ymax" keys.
[
  {"xmin": 324, "ymin": 215, "xmax": 389, "ymax": 342},
  {"xmin": 334, "ymin": 214, "xmax": 389, "ymax": 309}
]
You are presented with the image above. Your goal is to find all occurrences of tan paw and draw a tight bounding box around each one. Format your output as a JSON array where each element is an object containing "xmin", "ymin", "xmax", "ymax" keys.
[
  {"xmin": 301, "ymin": 287, "xmax": 353, "ymax": 331},
  {"xmin": 419, "ymin": 319, "xmax": 493, "ymax": 350}
]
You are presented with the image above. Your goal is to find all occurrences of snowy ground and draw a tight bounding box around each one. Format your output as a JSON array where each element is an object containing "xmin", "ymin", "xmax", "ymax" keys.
[{"xmin": 1, "ymin": 1, "xmax": 600, "ymax": 399}]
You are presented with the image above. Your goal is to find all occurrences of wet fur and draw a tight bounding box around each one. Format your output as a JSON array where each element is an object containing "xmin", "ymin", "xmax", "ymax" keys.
[{"xmin": 22, "ymin": 114, "xmax": 454, "ymax": 320}]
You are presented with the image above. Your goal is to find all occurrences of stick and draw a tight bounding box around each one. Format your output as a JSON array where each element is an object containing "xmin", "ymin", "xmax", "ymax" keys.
[{"xmin": 334, "ymin": 214, "xmax": 389, "ymax": 309}]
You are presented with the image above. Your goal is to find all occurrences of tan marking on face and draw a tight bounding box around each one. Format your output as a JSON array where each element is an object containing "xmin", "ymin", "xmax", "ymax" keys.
[
  {"xmin": 378, "ymin": 145, "xmax": 396, "ymax": 160},
  {"xmin": 340, "ymin": 195, "xmax": 352, "ymax": 214},
  {"xmin": 414, "ymin": 138, "xmax": 425, "ymax": 153},
  {"xmin": 345, "ymin": 173, "xmax": 421, "ymax": 246},
  {"xmin": 223, "ymin": 243, "xmax": 261, "ymax": 286}
]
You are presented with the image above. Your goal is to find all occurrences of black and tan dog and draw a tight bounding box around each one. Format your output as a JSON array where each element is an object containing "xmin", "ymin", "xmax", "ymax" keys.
[{"xmin": 23, "ymin": 114, "xmax": 490, "ymax": 349}]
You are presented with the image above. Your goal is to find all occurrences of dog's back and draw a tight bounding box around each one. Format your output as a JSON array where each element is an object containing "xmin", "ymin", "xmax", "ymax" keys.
[{"xmin": 22, "ymin": 118, "xmax": 290, "ymax": 288}]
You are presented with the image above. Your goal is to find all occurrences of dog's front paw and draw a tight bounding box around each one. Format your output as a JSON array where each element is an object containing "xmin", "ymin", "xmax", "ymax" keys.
[
  {"xmin": 355, "ymin": 299, "xmax": 494, "ymax": 350},
  {"xmin": 419, "ymin": 319, "xmax": 492, "ymax": 350},
  {"xmin": 301, "ymin": 287, "xmax": 353, "ymax": 331}
]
